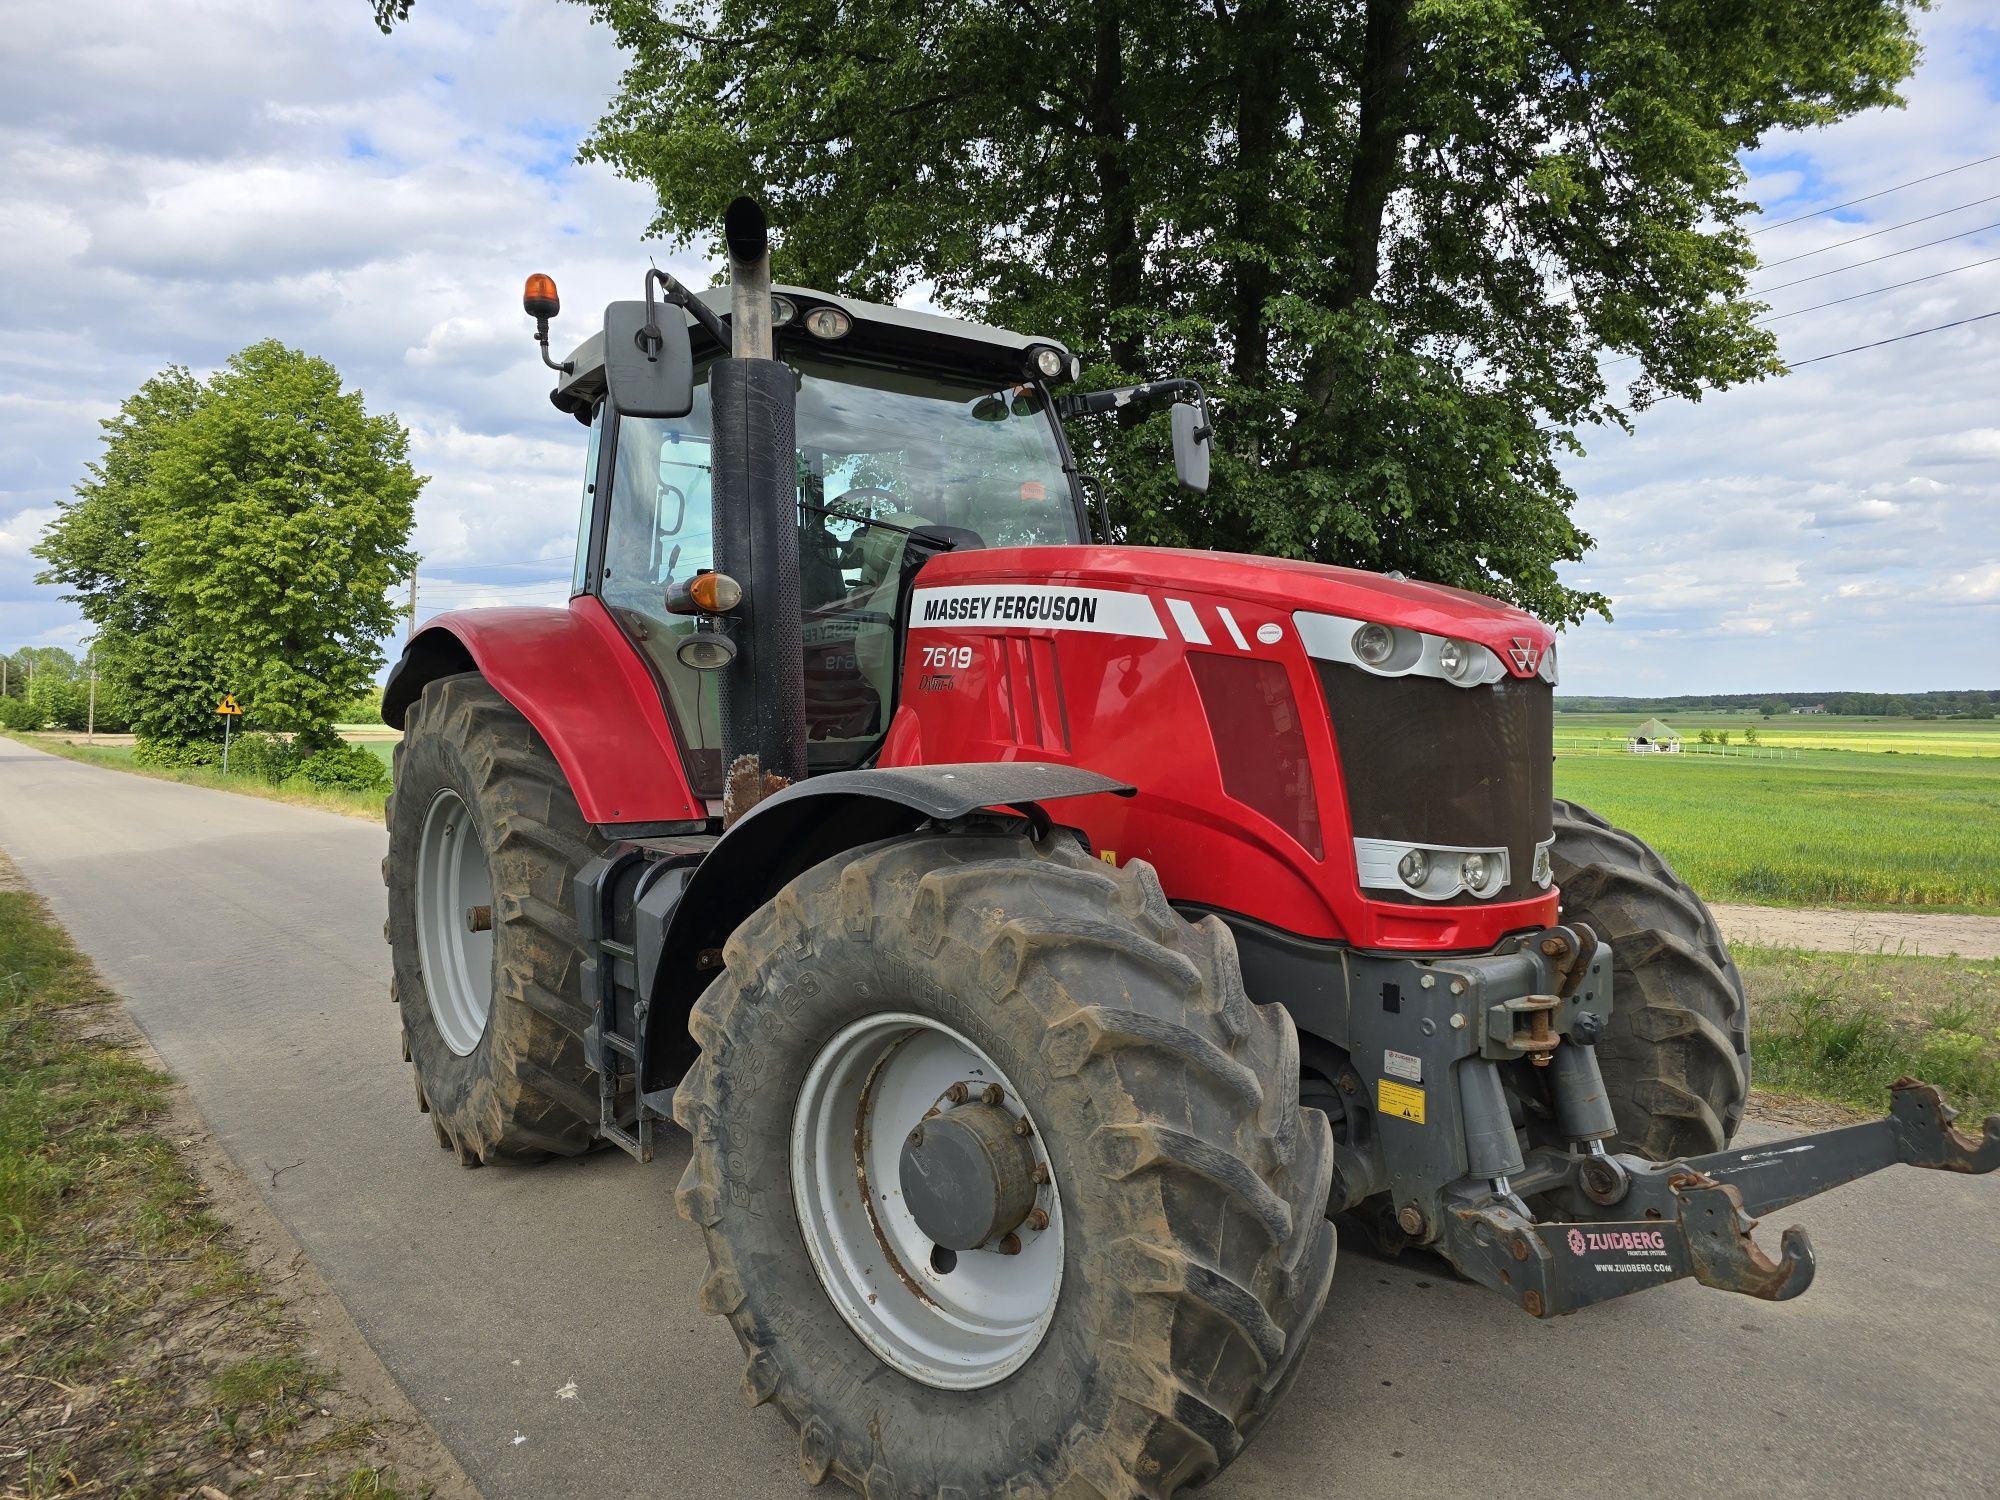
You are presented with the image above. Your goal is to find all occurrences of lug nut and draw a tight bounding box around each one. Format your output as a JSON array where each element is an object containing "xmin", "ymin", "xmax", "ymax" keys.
[
  {"xmin": 1026, "ymin": 1209, "xmax": 1049, "ymax": 1231},
  {"xmin": 1032, "ymin": 1163, "xmax": 1050, "ymax": 1184},
  {"xmin": 465, "ymin": 904, "xmax": 493, "ymax": 933},
  {"xmin": 908, "ymin": 1126, "xmax": 924, "ymax": 1147},
  {"xmin": 998, "ymin": 1233, "xmax": 1023, "ymax": 1255},
  {"xmin": 1014, "ymin": 1116, "xmax": 1033, "ymax": 1138},
  {"xmin": 944, "ymin": 1082, "xmax": 970, "ymax": 1104},
  {"xmin": 982, "ymin": 1083, "xmax": 1005, "ymax": 1106}
]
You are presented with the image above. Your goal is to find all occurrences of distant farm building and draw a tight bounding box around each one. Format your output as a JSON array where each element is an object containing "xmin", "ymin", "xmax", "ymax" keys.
[
  {"xmin": 1791, "ymin": 703, "xmax": 1827, "ymax": 714},
  {"xmin": 1626, "ymin": 717, "xmax": 1682, "ymax": 753}
]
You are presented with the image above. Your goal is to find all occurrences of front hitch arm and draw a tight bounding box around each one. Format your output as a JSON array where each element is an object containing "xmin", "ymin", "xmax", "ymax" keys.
[{"xmin": 1440, "ymin": 1078, "xmax": 1997, "ymax": 1319}]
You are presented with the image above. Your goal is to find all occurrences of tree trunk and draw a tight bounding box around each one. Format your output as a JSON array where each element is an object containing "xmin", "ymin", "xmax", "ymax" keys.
[
  {"xmin": 1306, "ymin": 0, "xmax": 1414, "ymax": 413},
  {"xmin": 1088, "ymin": 10, "xmax": 1143, "ymax": 386}
]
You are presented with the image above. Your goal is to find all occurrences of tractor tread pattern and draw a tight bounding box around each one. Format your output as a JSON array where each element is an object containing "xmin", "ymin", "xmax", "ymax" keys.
[
  {"xmin": 673, "ymin": 831, "xmax": 1336, "ymax": 1498},
  {"xmin": 1551, "ymin": 798, "xmax": 1750, "ymax": 1158},
  {"xmin": 385, "ymin": 673, "xmax": 606, "ymax": 1165}
]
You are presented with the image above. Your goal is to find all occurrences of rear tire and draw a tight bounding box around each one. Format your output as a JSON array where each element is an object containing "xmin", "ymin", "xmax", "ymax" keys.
[
  {"xmin": 674, "ymin": 828, "xmax": 1336, "ymax": 1498},
  {"xmin": 1550, "ymin": 799, "xmax": 1750, "ymax": 1159},
  {"xmin": 385, "ymin": 673, "xmax": 607, "ymax": 1165}
]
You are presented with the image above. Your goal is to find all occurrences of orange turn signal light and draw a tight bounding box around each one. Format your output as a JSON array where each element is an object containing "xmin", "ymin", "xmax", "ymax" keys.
[
  {"xmin": 523, "ymin": 273, "xmax": 560, "ymax": 320},
  {"xmin": 667, "ymin": 570, "xmax": 743, "ymax": 616}
]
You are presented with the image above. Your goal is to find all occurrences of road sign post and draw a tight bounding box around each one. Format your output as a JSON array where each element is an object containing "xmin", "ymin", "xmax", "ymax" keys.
[{"xmin": 218, "ymin": 694, "xmax": 242, "ymax": 771}]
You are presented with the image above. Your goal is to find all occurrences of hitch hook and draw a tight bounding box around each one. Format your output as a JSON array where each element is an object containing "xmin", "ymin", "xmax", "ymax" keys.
[{"xmin": 1673, "ymin": 1173, "xmax": 1816, "ymax": 1302}]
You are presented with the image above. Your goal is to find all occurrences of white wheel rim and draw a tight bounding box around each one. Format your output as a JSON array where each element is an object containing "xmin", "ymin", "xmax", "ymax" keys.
[
  {"xmin": 790, "ymin": 1012, "xmax": 1064, "ymax": 1389},
  {"xmin": 414, "ymin": 788, "xmax": 494, "ymax": 1057}
]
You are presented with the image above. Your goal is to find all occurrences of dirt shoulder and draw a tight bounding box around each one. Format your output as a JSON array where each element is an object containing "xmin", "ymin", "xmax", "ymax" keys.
[
  {"xmin": 1712, "ymin": 902, "xmax": 2000, "ymax": 959},
  {"xmin": 0, "ymin": 852, "xmax": 476, "ymax": 1499}
]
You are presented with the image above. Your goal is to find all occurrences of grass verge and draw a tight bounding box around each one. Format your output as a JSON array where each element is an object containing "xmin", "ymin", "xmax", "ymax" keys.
[
  {"xmin": 1738, "ymin": 944, "xmax": 2000, "ymax": 1122},
  {"xmin": 2, "ymin": 732, "xmax": 386, "ymax": 823},
  {"xmin": 0, "ymin": 856, "xmax": 420, "ymax": 1496}
]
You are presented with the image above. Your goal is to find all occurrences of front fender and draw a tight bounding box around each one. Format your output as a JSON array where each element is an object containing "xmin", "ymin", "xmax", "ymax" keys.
[
  {"xmin": 382, "ymin": 597, "xmax": 704, "ymax": 828},
  {"xmin": 638, "ymin": 762, "xmax": 1133, "ymax": 1089}
]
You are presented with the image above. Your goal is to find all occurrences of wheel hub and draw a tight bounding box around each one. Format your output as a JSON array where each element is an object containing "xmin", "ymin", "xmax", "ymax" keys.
[
  {"xmin": 790, "ymin": 1013, "xmax": 1065, "ymax": 1389},
  {"xmin": 900, "ymin": 1103, "xmax": 1038, "ymax": 1251}
]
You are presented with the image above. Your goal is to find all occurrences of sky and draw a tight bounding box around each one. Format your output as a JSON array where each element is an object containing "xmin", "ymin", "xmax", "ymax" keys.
[{"xmin": 1, "ymin": 1, "xmax": 1995, "ymax": 698}]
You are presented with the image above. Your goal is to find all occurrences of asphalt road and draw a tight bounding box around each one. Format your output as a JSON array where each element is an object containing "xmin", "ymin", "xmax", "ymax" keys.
[{"xmin": 2, "ymin": 734, "xmax": 1996, "ymax": 1499}]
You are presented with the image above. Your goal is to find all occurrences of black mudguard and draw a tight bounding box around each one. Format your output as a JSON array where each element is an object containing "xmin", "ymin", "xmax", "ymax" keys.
[{"xmin": 635, "ymin": 762, "xmax": 1133, "ymax": 1091}]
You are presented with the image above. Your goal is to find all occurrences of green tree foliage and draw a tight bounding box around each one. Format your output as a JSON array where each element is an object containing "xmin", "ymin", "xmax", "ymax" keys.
[
  {"xmin": 35, "ymin": 343, "xmax": 419, "ymax": 753},
  {"xmin": 548, "ymin": 0, "xmax": 1918, "ymax": 623}
]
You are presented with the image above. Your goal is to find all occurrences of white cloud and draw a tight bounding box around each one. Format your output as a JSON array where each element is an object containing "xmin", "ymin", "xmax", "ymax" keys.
[
  {"xmin": 1, "ymin": 0, "xmax": 1994, "ymax": 702},
  {"xmin": 1558, "ymin": 3, "xmax": 2000, "ymax": 692}
]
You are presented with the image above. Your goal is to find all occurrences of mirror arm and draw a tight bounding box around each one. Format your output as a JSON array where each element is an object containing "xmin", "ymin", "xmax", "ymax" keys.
[
  {"xmin": 1057, "ymin": 377, "xmax": 1208, "ymax": 422},
  {"xmin": 646, "ymin": 268, "xmax": 731, "ymax": 351}
]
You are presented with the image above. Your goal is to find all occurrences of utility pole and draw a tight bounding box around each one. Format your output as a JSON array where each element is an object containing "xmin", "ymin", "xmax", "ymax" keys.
[{"xmin": 86, "ymin": 646, "xmax": 97, "ymax": 743}]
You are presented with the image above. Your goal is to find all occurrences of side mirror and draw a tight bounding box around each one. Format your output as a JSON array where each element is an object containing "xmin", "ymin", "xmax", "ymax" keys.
[
  {"xmin": 604, "ymin": 300, "xmax": 693, "ymax": 419},
  {"xmin": 1170, "ymin": 400, "xmax": 1212, "ymax": 493}
]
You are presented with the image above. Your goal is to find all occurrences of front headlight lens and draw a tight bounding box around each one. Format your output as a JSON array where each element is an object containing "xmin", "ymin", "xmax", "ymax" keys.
[
  {"xmin": 1460, "ymin": 851, "xmax": 1490, "ymax": 891},
  {"xmin": 1438, "ymin": 638, "xmax": 1471, "ymax": 681},
  {"xmin": 1352, "ymin": 622, "xmax": 1395, "ymax": 666},
  {"xmin": 803, "ymin": 306, "xmax": 851, "ymax": 340},
  {"xmin": 1532, "ymin": 843, "xmax": 1554, "ymax": 886},
  {"xmin": 676, "ymin": 629, "xmax": 737, "ymax": 671},
  {"xmin": 1397, "ymin": 848, "xmax": 1430, "ymax": 888},
  {"xmin": 1032, "ymin": 346, "xmax": 1067, "ymax": 379}
]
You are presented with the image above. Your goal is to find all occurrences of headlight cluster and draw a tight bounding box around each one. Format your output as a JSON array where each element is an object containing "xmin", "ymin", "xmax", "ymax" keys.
[
  {"xmin": 1294, "ymin": 612, "xmax": 1508, "ymax": 688},
  {"xmin": 1356, "ymin": 838, "xmax": 1511, "ymax": 901}
]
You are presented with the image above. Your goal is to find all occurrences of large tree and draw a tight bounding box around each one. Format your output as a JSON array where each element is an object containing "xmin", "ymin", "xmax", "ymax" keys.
[
  {"xmin": 36, "ymin": 342, "xmax": 420, "ymax": 753},
  {"xmin": 567, "ymin": 0, "xmax": 1921, "ymax": 623}
]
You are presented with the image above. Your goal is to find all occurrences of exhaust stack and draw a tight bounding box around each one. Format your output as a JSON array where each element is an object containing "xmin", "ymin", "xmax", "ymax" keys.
[{"xmin": 708, "ymin": 197, "xmax": 806, "ymax": 803}]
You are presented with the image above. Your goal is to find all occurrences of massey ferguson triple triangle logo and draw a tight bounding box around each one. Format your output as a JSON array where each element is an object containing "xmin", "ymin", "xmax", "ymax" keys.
[{"xmin": 1507, "ymin": 636, "xmax": 1542, "ymax": 675}]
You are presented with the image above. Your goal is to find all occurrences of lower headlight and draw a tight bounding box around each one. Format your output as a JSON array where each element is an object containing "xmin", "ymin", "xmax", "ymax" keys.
[
  {"xmin": 1397, "ymin": 848, "xmax": 1430, "ymax": 888},
  {"xmin": 1460, "ymin": 851, "xmax": 1491, "ymax": 891},
  {"xmin": 676, "ymin": 628, "xmax": 737, "ymax": 671}
]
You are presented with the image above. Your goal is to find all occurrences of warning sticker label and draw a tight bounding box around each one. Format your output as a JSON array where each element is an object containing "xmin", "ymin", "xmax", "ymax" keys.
[{"xmin": 1378, "ymin": 1078, "xmax": 1425, "ymax": 1124}]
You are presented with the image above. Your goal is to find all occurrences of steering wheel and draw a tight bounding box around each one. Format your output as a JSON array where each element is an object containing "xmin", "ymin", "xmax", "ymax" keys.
[{"xmin": 824, "ymin": 486, "xmax": 905, "ymax": 517}]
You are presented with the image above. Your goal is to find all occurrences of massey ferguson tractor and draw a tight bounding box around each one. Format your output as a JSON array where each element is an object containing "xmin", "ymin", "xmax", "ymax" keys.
[{"xmin": 382, "ymin": 200, "xmax": 1997, "ymax": 1498}]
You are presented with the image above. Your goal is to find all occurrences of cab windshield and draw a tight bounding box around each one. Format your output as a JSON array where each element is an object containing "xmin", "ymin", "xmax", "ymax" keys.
[{"xmin": 597, "ymin": 351, "xmax": 1080, "ymax": 796}]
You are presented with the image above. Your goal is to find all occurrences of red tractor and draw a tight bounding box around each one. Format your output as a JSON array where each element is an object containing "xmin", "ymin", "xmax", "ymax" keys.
[{"xmin": 383, "ymin": 201, "xmax": 1995, "ymax": 1498}]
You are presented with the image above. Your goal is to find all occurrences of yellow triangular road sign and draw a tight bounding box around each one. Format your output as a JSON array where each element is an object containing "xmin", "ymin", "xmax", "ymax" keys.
[{"xmin": 218, "ymin": 694, "xmax": 242, "ymax": 715}]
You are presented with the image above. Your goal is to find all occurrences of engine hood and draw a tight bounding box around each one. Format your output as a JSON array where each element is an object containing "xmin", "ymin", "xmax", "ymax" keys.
[{"xmin": 914, "ymin": 545, "xmax": 1554, "ymax": 663}]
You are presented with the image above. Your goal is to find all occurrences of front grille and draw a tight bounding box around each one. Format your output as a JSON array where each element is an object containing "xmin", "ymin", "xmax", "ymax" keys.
[{"xmin": 1313, "ymin": 664, "xmax": 1552, "ymax": 904}]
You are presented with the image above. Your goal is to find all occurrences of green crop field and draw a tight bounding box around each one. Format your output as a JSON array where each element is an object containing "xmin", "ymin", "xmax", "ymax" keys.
[{"xmin": 1553, "ymin": 715, "xmax": 2000, "ymax": 914}]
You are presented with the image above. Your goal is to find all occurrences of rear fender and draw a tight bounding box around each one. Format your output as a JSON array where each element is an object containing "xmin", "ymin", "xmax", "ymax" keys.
[
  {"xmin": 382, "ymin": 597, "xmax": 704, "ymax": 828},
  {"xmin": 636, "ymin": 762, "xmax": 1133, "ymax": 1091}
]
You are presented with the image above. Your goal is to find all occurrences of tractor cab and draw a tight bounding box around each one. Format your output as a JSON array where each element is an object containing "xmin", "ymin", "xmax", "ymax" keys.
[{"xmin": 547, "ymin": 286, "xmax": 1091, "ymax": 796}]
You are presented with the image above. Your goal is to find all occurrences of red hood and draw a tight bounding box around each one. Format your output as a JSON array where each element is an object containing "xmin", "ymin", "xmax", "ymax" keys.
[{"xmin": 917, "ymin": 545, "xmax": 1554, "ymax": 659}]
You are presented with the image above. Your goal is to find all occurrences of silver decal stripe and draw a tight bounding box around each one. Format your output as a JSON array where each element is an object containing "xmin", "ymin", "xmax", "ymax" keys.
[
  {"xmin": 1164, "ymin": 597, "xmax": 1209, "ymax": 644},
  {"xmin": 1217, "ymin": 606, "xmax": 1250, "ymax": 651},
  {"xmin": 912, "ymin": 585, "xmax": 1168, "ymax": 638}
]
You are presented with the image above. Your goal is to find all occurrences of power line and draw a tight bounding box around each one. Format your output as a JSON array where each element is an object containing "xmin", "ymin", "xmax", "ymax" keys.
[
  {"xmin": 1755, "ymin": 218, "xmax": 2000, "ymax": 295},
  {"xmin": 1783, "ymin": 307, "xmax": 2000, "ymax": 369},
  {"xmin": 1756, "ymin": 191, "xmax": 2000, "ymax": 269},
  {"xmin": 1757, "ymin": 252, "xmax": 2000, "ymax": 325},
  {"xmin": 1751, "ymin": 151, "xmax": 2000, "ymax": 235}
]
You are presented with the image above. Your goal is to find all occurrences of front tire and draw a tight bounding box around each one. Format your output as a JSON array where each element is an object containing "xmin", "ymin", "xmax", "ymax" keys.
[
  {"xmin": 674, "ymin": 829, "xmax": 1336, "ymax": 1498},
  {"xmin": 385, "ymin": 673, "xmax": 607, "ymax": 1165},
  {"xmin": 1550, "ymin": 799, "xmax": 1750, "ymax": 1158}
]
